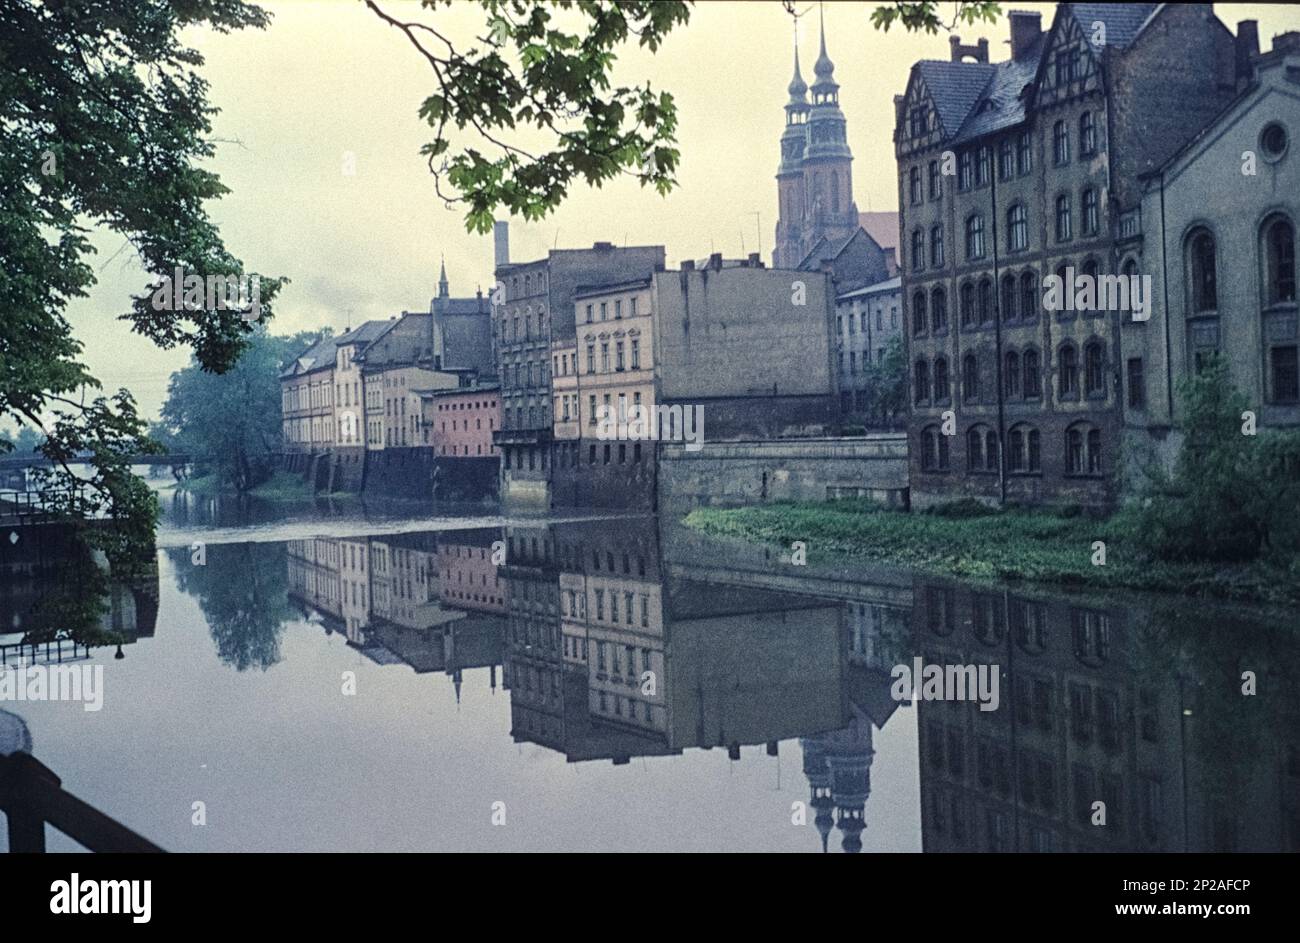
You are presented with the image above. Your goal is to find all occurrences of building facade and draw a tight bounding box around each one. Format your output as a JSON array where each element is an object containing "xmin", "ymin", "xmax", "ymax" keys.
[
  {"xmin": 835, "ymin": 275, "xmax": 903, "ymax": 426},
  {"xmin": 896, "ymin": 4, "xmax": 1244, "ymax": 509}
]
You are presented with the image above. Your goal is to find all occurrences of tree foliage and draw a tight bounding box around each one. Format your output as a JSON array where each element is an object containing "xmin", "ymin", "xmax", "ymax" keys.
[
  {"xmin": 861, "ymin": 333, "xmax": 908, "ymax": 429},
  {"xmin": 0, "ymin": 0, "xmax": 285, "ymax": 537}
]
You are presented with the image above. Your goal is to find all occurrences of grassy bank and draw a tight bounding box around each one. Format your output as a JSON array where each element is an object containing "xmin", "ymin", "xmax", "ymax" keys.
[
  {"xmin": 177, "ymin": 471, "xmax": 319, "ymax": 500},
  {"xmin": 684, "ymin": 499, "xmax": 1300, "ymax": 607}
]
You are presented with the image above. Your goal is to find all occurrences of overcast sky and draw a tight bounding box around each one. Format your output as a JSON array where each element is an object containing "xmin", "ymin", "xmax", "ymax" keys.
[{"xmin": 60, "ymin": 1, "xmax": 1291, "ymax": 421}]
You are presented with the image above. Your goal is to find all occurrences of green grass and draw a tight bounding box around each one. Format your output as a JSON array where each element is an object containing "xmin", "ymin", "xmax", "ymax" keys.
[
  {"xmin": 177, "ymin": 471, "xmax": 316, "ymax": 500},
  {"xmin": 684, "ymin": 498, "xmax": 1300, "ymax": 607}
]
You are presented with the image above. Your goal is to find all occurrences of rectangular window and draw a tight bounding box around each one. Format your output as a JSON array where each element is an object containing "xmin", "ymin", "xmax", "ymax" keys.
[
  {"xmin": 1127, "ymin": 357, "xmax": 1145, "ymax": 409},
  {"xmin": 1272, "ymin": 345, "xmax": 1300, "ymax": 403}
]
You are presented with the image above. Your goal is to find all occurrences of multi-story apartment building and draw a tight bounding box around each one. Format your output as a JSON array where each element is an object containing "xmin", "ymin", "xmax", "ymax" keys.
[
  {"xmin": 279, "ymin": 334, "xmax": 338, "ymax": 484},
  {"xmin": 896, "ymin": 4, "xmax": 1244, "ymax": 509},
  {"xmin": 835, "ymin": 275, "xmax": 903, "ymax": 424},
  {"xmin": 551, "ymin": 336, "xmax": 580, "ymax": 444},
  {"xmin": 330, "ymin": 320, "xmax": 390, "ymax": 490},
  {"xmin": 1124, "ymin": 29, "xmax": 1300, "ymax": 473},
  {"xmin": 430, "ymin": 260, "xmax": 495, "ymax": 378},
  {"xmin": 423, "ymin": 384, "xmax": 501, "ymax": 458},
  {"xmin": 491, "ymin": 223, "xmax": 664, "ymax": 505}
]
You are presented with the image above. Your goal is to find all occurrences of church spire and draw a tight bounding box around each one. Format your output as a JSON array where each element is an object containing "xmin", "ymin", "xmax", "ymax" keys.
[
  {"xmin": 813, "ymin": 2, "xmax": 836, "ymax": 89},
  {"xmin": 438, "ymin": 255, "xmax": 449, "ymax": 298}
]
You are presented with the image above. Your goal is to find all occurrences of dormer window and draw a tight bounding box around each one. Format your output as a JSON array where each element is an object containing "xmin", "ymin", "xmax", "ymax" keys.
[{"xmin": 909, "ymin": 106, "xmax": 928, "ymax": 138}]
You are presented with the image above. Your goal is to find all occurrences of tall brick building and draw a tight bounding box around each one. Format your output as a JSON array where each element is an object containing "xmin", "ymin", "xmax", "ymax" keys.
[{"xmin": 896, "ymin": 3, "xmax": 1244, "ymax": 509}]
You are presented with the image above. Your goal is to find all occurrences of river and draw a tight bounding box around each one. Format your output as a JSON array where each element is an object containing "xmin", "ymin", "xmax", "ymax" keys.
[{"xmin": 1, "ymin": 482, "xmax": 1296, "ymax": 852}]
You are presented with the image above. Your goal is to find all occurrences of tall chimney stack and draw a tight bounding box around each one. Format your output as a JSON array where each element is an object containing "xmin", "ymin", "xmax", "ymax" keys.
[
  {"xmin": 493, "ymin": 220, "xmax": 510, "ymax": 269},
  {"xmin": 1009, "ymin": 11, "xmax": 1042, "ymax": 61}
]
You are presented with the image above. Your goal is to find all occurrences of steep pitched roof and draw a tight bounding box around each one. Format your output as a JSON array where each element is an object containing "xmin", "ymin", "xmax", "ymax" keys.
[
  {"xmin": 857, "ymin": 211, "xmax": 899, "ymax": 251},
  {"xmin": 336, "ymin": 319, "xmax": 392, "ymax": 347},
  {"xmin": 280, "ymin": 334, "xmax": 338, "ymax": 378},
  {"xmin": 914, "ymin": 59, "xmax": 997, "ymax": 137},
  {"xmin": 950, "ymin": 52, "xmax": 1041, "ymax": 145},
  {"xmin": 1068, "ymin": 2, "xmax": 1161, "ymax": 52}
]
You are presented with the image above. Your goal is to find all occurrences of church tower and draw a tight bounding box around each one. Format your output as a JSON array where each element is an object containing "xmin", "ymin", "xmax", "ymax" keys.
[{"xmin": 773, "ymin": 5, "xmax": 858, "ymax": 269}]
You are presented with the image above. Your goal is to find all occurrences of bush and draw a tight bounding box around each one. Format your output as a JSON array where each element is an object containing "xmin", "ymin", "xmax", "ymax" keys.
[{"xmin": 923, "ymin": 498, "xmax": 999, "ymax": 519}]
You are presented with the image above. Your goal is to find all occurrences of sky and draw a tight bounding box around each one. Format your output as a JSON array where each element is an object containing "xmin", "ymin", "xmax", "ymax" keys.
[{"xmin": 60, "ymin": 1, "xmax": 1295, "ymax": 422}]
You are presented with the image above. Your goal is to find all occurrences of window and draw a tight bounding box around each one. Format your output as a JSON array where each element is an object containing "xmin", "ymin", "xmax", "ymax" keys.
[
  {"xmin": 1024, "ymin": 349, "xmax": 1042, "ymax": 397},
  {"xmin": 998, "ymin": 138, "xmax": 1014, "ymax": 181},
  {"xmin": 914, "ymin": 360, "xmax": 930, "ymax": 404},
  {"xmin": 929, "ymin": 160, "xmax": 942, "ymax": 199},
  {"xmin": 1005, "ymin": 350, "xmax": 1021, "ymax": 397},
  {"xmin": 1020, "ymin": 271, "xmax": 1037, "ymax": 322},
  {"xmin": 978, "ymin": 278, "xmax": 992, "ymax": 325},
  {"xmin": 933, "ymin": 356, "xmax": 949, "ymax": 401},
  {"xmin": 1264, "ymin": 216, "xmax": 1296, "ymax": 304},
  {"xmin": 965, "ymin": 215, "xmax": 985, "ymax": 260},
  {"xmin": 1082, "ymin": 188, "xmax": 1099, "ymax": 236},
  {"xmin": 1055, "ymin": 194, "xmax": 1072, "ymax": 242},
  {"xmin": 1271, "ymin": 346, "xmax": 1299, "ymax": 403},
  {"xmin": 585, "ymin": 304, "xmax": 593, "ymax": 323},
  {"xmin": 912, "ymin": 229, "xmax": 925, "ymax": 270},
  {"xmin": 976, "ymin": 146, "xmax": 990, "ymax": 186},
  {"xmin": 1059, "ymin": 344, "xmax": 1078, "ymax": 397},
  {"xmin": 958, "ymin": 151, "xmax": 973, "ymax": 190},
  {"xmin": 1084, "ymin": 341, "xmax": 1105, "ymax": 396},
  {"xmin": 909, "ymin": 106, "xmax": 927, "ymax": 137},
  {"xmin": 1000, "ymin": 274, "xmax": 1017, "ymax": 323},
  {"xmin": 631, "ymin": 338, "xmax": 640, "ymax": 369},
  {"xmin": 966, "ymin": 427, "xmax": 984, "ymax": 471},
  {"xmin": 1006, "ymin": 424, "xmax": 1040, "ymax": 472},
  {"xmin": 1066, "ymin": 423, "xmax": 1103, "ymax": 475},
  {"xmin": 1053, "ymin": 120, "xmax": 1070, "ymax": 165},
  {"xmin": 1017, "ymin": 131, "xmax": 1032, "ymax": 175},
  {"xmin": 962, "ymin": 353, "xmax": 980, "ymax": 402},
  {"xmin": 909, "ymin": 166, "xmax": 922, "ymax": 204},
  {"xmin": 586, "ymin": 344, "xmax": 595, "ymax": 373},
  {"xmin": 931, "ymin": 287, "xmax": 948, "ymax": 332},
  {"xmin": 960, "ymin": 282, "xmax": 975, "ymax": 327},
  {"xmin": 930, "ymin": 225, "xmax": 945, "ymax": 267},
  {"xmin": 921, "ymin": 425, "xmax": 949, "ymax": 471},
  {"xmin": 1189, "ymin": 228, "xmax": 1218, "ymax": 312},
  {"xmin": 912, "ymin": 291, "xmax": 927, "ymax": 336},
  {"xmin": 1260, "ymin": 122, "xmax": 1288, "ymax": 160},
  {"xmin": 1079, "ymin": 111, "xmax": 1096, "ymax": 155},
  {"xmin": 615, "ymin": 341, "xmax": 625, "ymax": 370},
  {"xmin": 1008, "ymin": 204, "xmax": 1028, "ymax": 251},
  {"xmin": 1127, "ymin": 357, "xmax": 1145, "ymax": 409}
]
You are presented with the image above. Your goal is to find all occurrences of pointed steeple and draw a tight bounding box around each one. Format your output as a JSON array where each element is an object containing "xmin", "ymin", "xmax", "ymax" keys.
[
  {"xmin": 812, "ymin": 2, "xmax": 837, "ymax": 89},
  {"xmin": 787, "ymin": 44, "xmax": 807, "ymax": 103},
  {"xmin": 438, "ymin": 255, "xmax": 449, "ymax": 298}
]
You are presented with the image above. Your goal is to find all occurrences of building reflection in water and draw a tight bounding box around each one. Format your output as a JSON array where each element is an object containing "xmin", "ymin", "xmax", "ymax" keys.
[{"xmin": 283, "ymin": 516, "xmax": 1300, "ymax": 854}]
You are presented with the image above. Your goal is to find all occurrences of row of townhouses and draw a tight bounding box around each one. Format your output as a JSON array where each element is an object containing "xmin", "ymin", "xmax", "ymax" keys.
[{"xmin": 279, "ymin": 3, "xmax": 1298, "ymax": 513}]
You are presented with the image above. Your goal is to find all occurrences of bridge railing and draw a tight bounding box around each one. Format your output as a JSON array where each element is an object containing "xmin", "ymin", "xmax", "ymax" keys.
[{"xmin": 0, "ymin": 752, "xmax": 164, "ymax": 853}]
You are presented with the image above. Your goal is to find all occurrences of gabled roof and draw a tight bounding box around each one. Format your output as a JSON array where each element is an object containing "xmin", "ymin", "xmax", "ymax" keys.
[
  {"xmin": 950, "ymin": 52, "xmax": 1041, "ymax": 146},
  {"xmin": 280, "ymin": 334, "xmax": 338, "ymax": 378},
  {"xmin": 433, "ymin": 296, "xmax": 490, "ymax": 316},
  {"xmin": 336, "ymin": 319, "xmax": 392, "ymax": 347},
  {"xmin": 914, "ymin": 59, "xmax": 997, "ymax": 137},
  {"xmin": 1068, "ymin": 3, "xmax": 1161, "ymax": 52},
  {"xmin": 857, "ymin": 211, "xmax": 899, "ymax": 251}
]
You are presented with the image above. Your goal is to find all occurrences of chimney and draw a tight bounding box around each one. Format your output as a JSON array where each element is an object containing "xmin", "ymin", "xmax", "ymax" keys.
[
  {"xmin": 747, "ymin": 252, "xmax": 761, "ymax": 267},
  {"xmin": 1235, "ymin": 20, "xmax": 1260, "ymax": 81},
  {"xmin": 949, "ymin": 35, "xmax": 990, "ymax": 63},
  {"xmin": 492, "ymin": 221, "xmax": 509, "ymax": 268},
  {"xmin": 708, "ymin": 252, "xmax": 723, "ymax": 271},
  {"xmin": 1009, "ymin": 11, "xmax": 1042, "ymax": 60},
  {"xmin": 681, "ymin": 259, "xmax": 695, "ymax": 271},
  {"xmin": 593, "ymin": 241, "xmax": 614, "ymax": 251}
]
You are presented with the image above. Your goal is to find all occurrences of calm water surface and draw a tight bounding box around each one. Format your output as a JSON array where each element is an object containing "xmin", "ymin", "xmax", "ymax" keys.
[{"xmin": 2, "ymin": 487, "xmax": 1296, "ymax": 852}]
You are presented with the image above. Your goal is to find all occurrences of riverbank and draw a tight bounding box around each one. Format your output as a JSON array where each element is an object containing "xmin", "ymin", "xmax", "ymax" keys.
[
  {"xmin": 177, "ymin": 471, "xmax": 332, "ymax": 500},
  {"xmin": 684, "ymin": 499, "xmax": 1300, "ymax": 607}
]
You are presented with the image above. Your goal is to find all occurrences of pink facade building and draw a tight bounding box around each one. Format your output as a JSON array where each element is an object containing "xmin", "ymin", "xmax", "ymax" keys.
[{"xmin": 424, "ymin": 384, "xmax": 501, "ymax": 459}]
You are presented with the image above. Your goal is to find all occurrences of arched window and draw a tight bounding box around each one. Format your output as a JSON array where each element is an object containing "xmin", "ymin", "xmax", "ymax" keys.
[
  {"xmin": 930, "ymin": 225, "xmax": 945, "ymax": 267},
  {"xmin": 1055, "ymin": 193, "xmax": 1072, "ymax": 242},
  {"xmin": 1188, "ymin": 228, "xmax": 1218, "ymax": 312},
  {"xmin": 933, "ymin": 356, "xmax": 949, "ymax": 401},
  {"xmin": 1066, "ymin": 422, "xmax": 1102, "ymax": 475},
  {"xmin": 978, "ymin": 278, "xmax": 993, "ymax": 324},
  {"xmin": 1007, "ymin": 204, "xmax": 1028, "ymax": 251},
  {"xmin": 912, "ymin": 229, "xmax": 925, "ymax": 271},
  {"xmin": 1005, "ymin": 350, "xmax": 1021, "ymax": 397},
  {"xmin": 914, "ymin": 360, "xmax": 930, "ymax": 404},
  {"xmin": 1081, "ymin": 188, "xmax": 1099, "ymax": 236},
  {"xmin": 1059, "ymin": 343, "xmax": 1079, "ymax": 397},
  {"xmin": 920, "ymin": 425, "xmax": 948, "ymax": 471},
  {"xmin": 1024, "ymin": 349, "xmax": 1042, "ymax": 397},
  {"xmin": 1007, "ymin": 423, "xmax": 1041, "ymax": 472},
  {"xmin": 912, "ymin": 292, "xmax": 927, "ymax": 336},
  {"xmin": 965, "ymin": 214, "xmax": 985, "ymax": 259},
  {"xmin": 1079, "ymin": 111, "xmax": 1096, "ymax": 155},
  {"xmin": 1264, "ymin": 215, "xmax": 1296, "ymax": 305},
  {"xmin": 831, "ymin": 172, "xmax": 841, "ymax": 213},
  {"xmin": 1021, "ymin": 271, "xmax": 1037, "ymax": 322},
  {"xmin": 909, "ymin": 166, "xmax": 922, "ymax": 205},
  {"xmin": 1001, "ymin": 274, "xmax": 1017, "ymax": 322},
  {"xmin": 960, "ymin": 282, "xmax": 975, "ymax": 327},
  {"xmin": 931, "ymin": 286, "xmax": 948, "ymax": 331},
  {"xmin": 966, "ymin": 425, "xmax": 985, "ymax": 471},
  {"xmin": 962, "ymin": 353, "xmax": 980, "ymax": 402},
  {"xmin": 1084, "ymin": 340, "xmax": 1105, "ymax": 396}
]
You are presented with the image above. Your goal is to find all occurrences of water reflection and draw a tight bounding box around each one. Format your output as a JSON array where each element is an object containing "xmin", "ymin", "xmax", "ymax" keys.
[
  {"xmin": 10, "ymin": 515, "xmax": 1300, "ymax": 853},
  {"xmin": 152, "ymin": 515, "xmax": 1300, "ymax": 853}
]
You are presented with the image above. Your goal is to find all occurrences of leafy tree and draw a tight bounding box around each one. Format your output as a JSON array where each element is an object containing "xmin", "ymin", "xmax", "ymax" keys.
[
  {"xmin": 1138, "ymin": 356, "xmax": 1300, "ymax": 562},
  {"xmin": 159, "ymin": 328, "xmax": 331, "ymax": 492},
  {"xmin": 2, "ymin": 424, "xmax": 43, "ymax": 455},
  {"xmin": 862, "ymin": 334, "xmax": 908, "ymax": 429},
  {"xmin": 372, "ymin": 0, "xmax": 1002, "ymax": 232},
  {"xmin": 1, "ymin": 0, "xmax": 286, "ymax": 557}
]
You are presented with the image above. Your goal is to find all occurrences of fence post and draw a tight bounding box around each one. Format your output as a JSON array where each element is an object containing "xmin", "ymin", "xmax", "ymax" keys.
[{"xmin": 2, "ymin": 753, "xmax": 62, "ymax": 852}]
